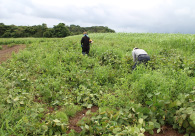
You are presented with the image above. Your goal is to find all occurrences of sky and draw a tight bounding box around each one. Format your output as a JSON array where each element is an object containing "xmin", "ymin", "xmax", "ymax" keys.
[{"xmin": 0, "ymin": 0, "xmax": 195, "ymax": 34}]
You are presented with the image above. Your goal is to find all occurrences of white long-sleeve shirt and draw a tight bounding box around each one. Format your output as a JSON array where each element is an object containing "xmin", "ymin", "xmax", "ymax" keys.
[{"xmin": 132, "ymin": 49, "xmax": 148, "ymax": 62}]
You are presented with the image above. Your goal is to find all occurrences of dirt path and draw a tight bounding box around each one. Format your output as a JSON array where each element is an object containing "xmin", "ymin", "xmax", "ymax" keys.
[
  {"xmin": 0, "ymin": 45, "xmax": 26, "ymax": 64},
  {"xmin": 67, "ymin": 106, "xmax": 99, "ymax": 133}
]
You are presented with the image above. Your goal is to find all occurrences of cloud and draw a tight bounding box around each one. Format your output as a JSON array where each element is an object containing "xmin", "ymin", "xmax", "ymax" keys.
[{"xmin": 0, "ymin": 0, "xmax": 195, "ymax": 33}]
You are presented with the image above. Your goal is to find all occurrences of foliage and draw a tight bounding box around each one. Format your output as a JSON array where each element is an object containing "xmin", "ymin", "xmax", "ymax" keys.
[
  {"xmin": 0, "ymin": 23, "xmax": 115, "ymax": 38},
  {"xmin": 170, "ymin": 91, "xmax": 195, "ymax": 134},
  {"xmin": 0, "ymin": 33, "xmax": 194, "ymax": 135},
  {"xmin": 68, "ymin": 25, "xmax": 115, "ymax": 35},
  {"xmin": 53, "ymin": 23, "xmax": 70, "ymax": 38}
]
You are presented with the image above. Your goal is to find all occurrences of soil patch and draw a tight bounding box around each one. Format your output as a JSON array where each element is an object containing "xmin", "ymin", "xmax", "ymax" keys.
[
  {"xmin": 144, "ymin": 125, "xmax": 184, "ymax": 136},
  {"xmin": 0, "ymin": 45, "xmax": 26, "ymax": 64},
  {"xmin": 67, "ymin": 106, "xmax": 99, "ymax": 133}
]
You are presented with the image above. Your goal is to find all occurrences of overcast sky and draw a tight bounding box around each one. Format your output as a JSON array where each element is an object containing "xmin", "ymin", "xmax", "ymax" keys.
[{"xmin": 0, "ymin": 0, "xmax": 195, "ymax": 33}]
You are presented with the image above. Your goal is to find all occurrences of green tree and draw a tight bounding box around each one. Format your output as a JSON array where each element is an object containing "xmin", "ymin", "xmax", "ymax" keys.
[
  {"xmin": 43, "ymin": 28, "xmax": 53, "ymax": 38},
  {"xmin": 69, "ymin": 24, "xmax": 83, "ymax": 35},
  {"xmin": 0, "ymin": 23, "xmax": 115, "ymax": 37},
  {"xmin": 25, "ymin": 26, "xmax": 36, "ymax": 36},
  {"xmin": 2, "ymin": 30, "xmax": 11, "ymax": 38},
  {"xmin": 0, "ymin": 23, "xmax": 7, "ymax": 37},
  {"xmin": 12, "ymin": 26, "xmax": 26, "ymax": 37},
  {"xmin": 53, "ymin": 23, "xmax": 70, "ymax": 37},
  {"xmin": 33, "ymin": 23, "xmax": 48, "ymax": 37}
]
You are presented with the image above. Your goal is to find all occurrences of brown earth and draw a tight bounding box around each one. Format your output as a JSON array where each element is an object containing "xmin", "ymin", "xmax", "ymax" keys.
[
  {"xmin": 67, "ymin": 106, "xmax": 99, "ymax": 133},
  {"xmin": 0, "ymin": 45, "xmax": 26, "ymax": 64},
  {"xmin": 144, "ymin": 125, "xmax": 184, "ymax": 136},
  {"xmin": 0, "ymin": 45, "xmax": 184, "ymax": 135}
]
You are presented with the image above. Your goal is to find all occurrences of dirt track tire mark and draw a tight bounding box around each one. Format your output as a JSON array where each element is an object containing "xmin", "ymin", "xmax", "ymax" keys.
[{"xmin": 0, "ymin": 45, "xmax": 26, "ymax": 64}]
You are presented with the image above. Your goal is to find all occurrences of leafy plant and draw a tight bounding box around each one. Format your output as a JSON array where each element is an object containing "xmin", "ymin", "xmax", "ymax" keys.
[{"xmin": 0, "ymin": 33, "xmax": 195, "ymax": 135}]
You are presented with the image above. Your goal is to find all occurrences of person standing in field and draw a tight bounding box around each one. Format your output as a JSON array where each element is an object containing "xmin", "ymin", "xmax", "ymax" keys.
[
  {"xmin": 132, "ymin": 47, "xmax": 150, "ymax": 70},
  {"xmin": 81, "ymin": 32, "xmax": 91, "ymax": 55}
]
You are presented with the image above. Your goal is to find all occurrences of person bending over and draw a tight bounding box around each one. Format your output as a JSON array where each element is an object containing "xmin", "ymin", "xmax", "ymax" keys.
[{"xmin": 132, "ymin": 47, "xmax": 150, "ymax": 70}]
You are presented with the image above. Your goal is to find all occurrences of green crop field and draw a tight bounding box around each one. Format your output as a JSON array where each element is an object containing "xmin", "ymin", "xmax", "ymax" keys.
[{"xmin": 0, "ymin": 33, "xmax": 195, "ymax": 136}]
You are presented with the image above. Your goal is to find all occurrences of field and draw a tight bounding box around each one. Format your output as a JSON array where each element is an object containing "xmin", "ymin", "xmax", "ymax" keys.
[{"xmin": 0, "ymin": 33, "xmax": 195, "ymax": 136}]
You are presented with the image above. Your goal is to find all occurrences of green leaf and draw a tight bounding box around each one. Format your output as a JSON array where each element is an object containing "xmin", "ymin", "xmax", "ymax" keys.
[
  {"xmin": 183, "ymin": 107, "xmax": 193, "ymax": 114},
  {"xmin": 86, "ymin": 110, "xmax": 91, "ymax": 115},
  {"xmin": 38, "ymin": 108, "xmax": 45, "ymax": 112},
  {"xmin": 6, "ymin": 99, "xmax": 12, "ymax": 104},
  {"xmin": 157, "ymin": 128, "xmax": 161, "ymax": 133},
  {"xmin": 190, "ymin": 112, "xmax": 195, "ymax": 121},
  {"xmin": 183, "ymin": 120, "xmax": 189, "ymax": 128},
  {"xmin": 140, "ymin": 128, "xmax": 145, "ymax": 133},
  {"xmin": 87, "ymin": 104, "xmax": 92, "ymax": 109},
  {"xmin": 181, "ymin": 114, "xmax": 187, "ymax": 120},
  {"xmin": 154, "ymin": 122, "xmax": 160, "ymax": 128},
  {"xmin": 85, "ymin": 124, "xmax": 89, "ymax": 130},
  {"xmin": 113, "ymin": 127, "xmax": 121, "ymax": 134},
  {"xmin": 20, "ymin": 101, "xmax": 24, "ymax": 105},
  {"xmin": 164, "ymin": 99, "xmax": 170, "ymax": 104},
  {"xmin": 189, "ymin": 120, "xmax": 195, "ymax": 128},
  {"xmin": 42, "ymin": 125, "xmax": 48, "ymax": 131},
  {"xmin": 148, "ymin": 122, "xmax": 154, "ymax": 129},
  {"xmin": 146, "ymin": 101, "xmax": 153, "ymax": 106},
  {"xmin": 147, "ymin": 93, "xmax": 153, "ymax": 98},
  {"xmin": 154, "ymin": 92, "xmax": 160, "ymax": 95},
  {"xmin": 149, "ymin": 130, "xmax": 154, "ymax": 135},
  {"xmin": 139, "ymin": 118, "xmax": 144, "ymax": 124},
  {"xmin": 175, "ymin": 100, "xmax": 182, "ymax": 106},
  {"xmin": 169, "ymin": 101, "xmax": 177, "ymax": 108},
  {"xmin": 13, "ymin": 97, "xmax": 19, "ymax": 102},
  {"xmin": 128, "ymin": 113, "xmax": 132, "ymax": 118},
  {"xmin": 53, "ymin": 119, "xmax": 61, "ymax": 123},
  {"xmin": 178, "ymin": 118, "xmax": 183, "ymax": 127},
  {"xmin": 77, "ymin": 96, "xmax": 81, "ymax": 102},
  {"xmin": 83, "ymin": 97, "xmax": 89, "ymax": 101}
]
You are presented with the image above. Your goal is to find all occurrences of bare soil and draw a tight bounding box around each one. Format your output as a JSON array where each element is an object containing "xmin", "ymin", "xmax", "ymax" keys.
[
  {"xmin": 0, "ymin": 45, "xmax": 26, "ymax": 64},
  {"xmin": 67, "ymin": 106, "xmax": 99, "ymax": 133},
  {"xmin": 144, "ymin": 125, "xmax": 184, "ymax": 136}
]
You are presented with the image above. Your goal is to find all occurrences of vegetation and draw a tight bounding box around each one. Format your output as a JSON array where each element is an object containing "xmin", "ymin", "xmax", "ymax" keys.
[
  {"xmin": 68, "ymin": 25, "xmax": 115, "ymax": 35},
  {"xmin": 0, "ymin": 33, "xmax": 195, "ymax": 136},
  {"xmin": 0, "ymin": 23, "xmax": 115, "ymax": 38}
]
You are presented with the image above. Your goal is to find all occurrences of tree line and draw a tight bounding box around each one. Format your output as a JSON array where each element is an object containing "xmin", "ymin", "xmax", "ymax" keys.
[{"xmin": 0, "ymin": 23, "xmax": 115, "ymax": 38}]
